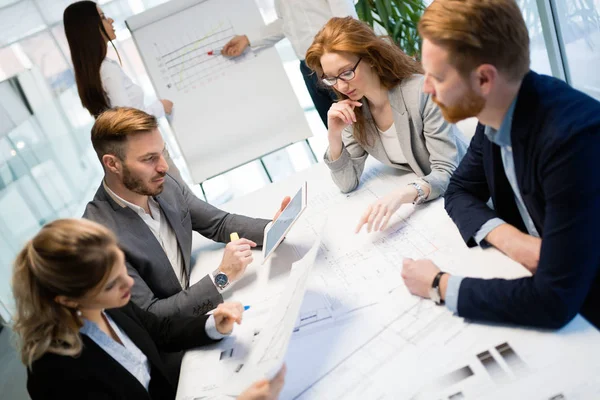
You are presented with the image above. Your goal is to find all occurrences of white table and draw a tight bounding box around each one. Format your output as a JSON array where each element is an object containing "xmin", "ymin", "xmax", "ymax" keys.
[{"xmin": 177, "ymin": 161, "xmax": 600, "ymax": 400}]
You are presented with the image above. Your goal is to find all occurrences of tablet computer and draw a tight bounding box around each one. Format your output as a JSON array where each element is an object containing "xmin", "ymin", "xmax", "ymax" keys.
[{"xmin": 262, "ymin": 182, "xmax": 307, "ymax": 263}]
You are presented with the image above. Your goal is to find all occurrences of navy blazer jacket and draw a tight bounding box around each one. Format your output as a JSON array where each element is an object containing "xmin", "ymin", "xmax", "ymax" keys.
[{"xmin": 444, "ymin": 71, "xmax": 600, "ymax": 329}]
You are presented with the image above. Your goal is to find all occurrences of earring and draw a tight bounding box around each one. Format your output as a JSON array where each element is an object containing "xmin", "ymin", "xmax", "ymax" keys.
[{"xmin": 76, "ymin": 309, "xmax": 82, "ymax": 317}]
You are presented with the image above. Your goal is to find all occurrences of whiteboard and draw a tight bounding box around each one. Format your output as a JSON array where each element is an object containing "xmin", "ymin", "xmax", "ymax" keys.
[{"xmin": 126, "ymin": 0, "xmax": 312, "ymax": 183}]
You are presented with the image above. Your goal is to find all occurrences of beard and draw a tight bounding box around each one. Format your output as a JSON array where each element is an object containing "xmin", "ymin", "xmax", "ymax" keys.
[
  {"xmin": 122, "ymin": 164, "xmax": 166, "ymax": 196},
  {"xmin": 432, "ymin": 88, "xmax": 485, "ymax": 124}
]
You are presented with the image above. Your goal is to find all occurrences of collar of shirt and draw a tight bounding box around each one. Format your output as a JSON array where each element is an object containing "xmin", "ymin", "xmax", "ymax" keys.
[
  {"xmin": 103, "ymin": 180, "xmax": 160, "ymax": 220},
  {"xmin": 80, "ymin": 312, "xmax": 152, "ymax": 390},
  {"xmin": 483, "ymin": 97, "xmax": 518, "ymax": 148}
]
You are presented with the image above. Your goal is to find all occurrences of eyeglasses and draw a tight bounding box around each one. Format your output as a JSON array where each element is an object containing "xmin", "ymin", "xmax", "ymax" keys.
[{"xmin": 321, "ymin": 58, "xmax": 362, "ymax": 87}]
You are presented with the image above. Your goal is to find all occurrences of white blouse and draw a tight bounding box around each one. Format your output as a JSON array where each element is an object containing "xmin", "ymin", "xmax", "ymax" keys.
[
  {"xmin": 100, "ymin": 58, "xmax": 165, "ymax": 118},
  {"xmin": 378, "ymin": 122, "xmax": 407, "ymax": 165}
]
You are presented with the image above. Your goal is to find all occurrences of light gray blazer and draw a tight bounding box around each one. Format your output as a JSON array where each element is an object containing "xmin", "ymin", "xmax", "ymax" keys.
[
  {"xmin": 83, "ymin": 174, "xmax": 269, "ymax": 318},
  {"xmin": 324, "ymin": 74, "xmax": 468, "ymax": 200}
]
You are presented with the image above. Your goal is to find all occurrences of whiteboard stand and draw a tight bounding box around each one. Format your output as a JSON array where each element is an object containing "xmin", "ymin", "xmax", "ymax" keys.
[
  {"xmin": 126, "ymin": 0, "xmax": 313, "ymax": 184},
  {"xmin": 305, "ymin": 139, "xmax": 318, "ymax": 163},
  {"xmin": 259, "ymin": 158, "xmax": 273, "ymax": 183},
  {"xmin": 199, "ymin": 182, "xmax": 208, "ymax": 202}
]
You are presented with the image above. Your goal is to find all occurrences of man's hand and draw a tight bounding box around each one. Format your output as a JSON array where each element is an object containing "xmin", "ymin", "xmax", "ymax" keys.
[
  {"xmin": 219, "ymin": 238, "xmax": 257, "ymax": 281},
  {"xmin": 213, "ymin": 302, "xmax": 244, "ymax": 334},
  {"xmin": 273, "ymin": 196, "xmax": 291, "ymax": 222},
  {"xmin": 238, "ymin": 364, "xmax": 287, "ymax": 400},
  {"xmin": 401, "ymin": 258, "xmax": 442, "ymax": 299},
  {"xmin": 486, "ymin": 224, "xmax": 541, "ymax": 274},
  {"xmin": 222, "ymin": 35, "xmax": 250, "ymax": 57}
]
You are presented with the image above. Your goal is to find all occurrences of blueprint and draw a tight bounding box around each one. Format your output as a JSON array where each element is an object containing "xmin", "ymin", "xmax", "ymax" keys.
[
  {"xmin": 177, "ymin": 162, "xmax": 600, "ymax": 400},
  {"xmin": 225, "ymin": 235, "xmax": 322, "ymax": 396}
]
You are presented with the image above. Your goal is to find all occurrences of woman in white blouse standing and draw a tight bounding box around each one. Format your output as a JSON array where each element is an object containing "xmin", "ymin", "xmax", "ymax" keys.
[{"xmin": 63, "ymin": 1, "xmax": 182, "ymax": 182}]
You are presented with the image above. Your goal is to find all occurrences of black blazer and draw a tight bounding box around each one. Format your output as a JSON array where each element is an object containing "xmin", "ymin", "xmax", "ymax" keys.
[
  {"xmin": 27, "ymin": 302, "xmax": 216, "ymax": 399},
  {"xmin": 444, "ymin": 71, "xmax": 600, "ymax": 329}
]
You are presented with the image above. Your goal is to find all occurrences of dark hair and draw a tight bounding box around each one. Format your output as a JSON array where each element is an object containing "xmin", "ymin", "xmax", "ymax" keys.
[
  {"xmin": 91, "ymin": 107, "xmax": 158, "ymax": 162},
  {"xmin": 305, "ymin": 17, "xmax": 423, "ymax": 147},
  {"xmin": 63, "ymin": 1, "xmax": 121, "ymax": 118}
]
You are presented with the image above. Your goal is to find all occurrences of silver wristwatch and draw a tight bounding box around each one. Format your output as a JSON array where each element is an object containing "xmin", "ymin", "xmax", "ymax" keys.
[
  {"xmin": 212, "ymin": 268, "xmax": 230, "ymax": 291},
  {"xmin": 408, "ymin": 182, "xmax": 427, "ymax": 205}
]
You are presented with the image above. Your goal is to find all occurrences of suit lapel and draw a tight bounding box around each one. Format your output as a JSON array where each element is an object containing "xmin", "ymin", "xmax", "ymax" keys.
[
  {"xmin": 97, "ymin": 184, "xmax": 183, "ymax": 289},
  {"xmin": 155, "ymin": 195, "xmax": 191, "ymax": 278},
  {"xmin": 388, "ymin": 86, "xmax": 425, "ymax": 175},
  {"xmin": 80, "ymin": 333, "xmax": 151, "ymax": 397},
  {"xmin": 106, "ymin": 308, "xmax": 164, "ymax": 370},
  {"xmin": 510, "ymin": 72, "xmax": 544, "ymax": 235},
  {"xmin": 488, "ymin": 141, "xmax": 528, "ymax": 233}
]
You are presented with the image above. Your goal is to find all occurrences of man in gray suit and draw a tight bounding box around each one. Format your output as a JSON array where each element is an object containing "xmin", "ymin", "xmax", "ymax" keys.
[{"xmin": 83, "ymin": 107, "xmax": 290, "ymax": 318}]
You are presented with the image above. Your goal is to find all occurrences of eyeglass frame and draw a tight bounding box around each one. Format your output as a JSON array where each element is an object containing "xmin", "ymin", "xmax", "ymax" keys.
[{"xmin": 321, "ymin": 58, "xmax": 362, "ymax": 87}]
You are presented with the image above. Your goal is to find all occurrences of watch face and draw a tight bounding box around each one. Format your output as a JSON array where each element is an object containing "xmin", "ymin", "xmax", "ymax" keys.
[{"xmin": 215, "ymin": 273, "xmax": 228, "ymax": 288}]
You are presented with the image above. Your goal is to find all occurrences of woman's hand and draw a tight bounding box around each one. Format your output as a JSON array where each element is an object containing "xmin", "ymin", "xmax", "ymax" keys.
[
  {"xmin": 160, "ymin": 99, "xmax": 173, "ymax": 114},
  {"xmin": 327, "ymin": 100, "xmax": 362, "ymax": 160},
  {"xmin": 355, "ymin": 186, "xmax": 420, "ymax": 233},
  {"xmin": 213, "ymin": 302, "xmax": 244, "ymax": 334},
  {"xmin": 327, "ymin": 99, "xmax": 362, "ymax": 137},
  {"xmin": 238, "ymin": 365, "xmax": 287, "ymax": 400}
]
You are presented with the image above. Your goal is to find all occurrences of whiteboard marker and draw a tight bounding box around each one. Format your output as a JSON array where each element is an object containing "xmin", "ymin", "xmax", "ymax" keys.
[{"xmin": 208, "ymin": 48, "xmax": 223, "ymax": 56}]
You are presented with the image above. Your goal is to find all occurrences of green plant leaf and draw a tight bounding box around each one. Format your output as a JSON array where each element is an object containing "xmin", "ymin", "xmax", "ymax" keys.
[{"xmin": 356, "ymin": 0, "xmax": 425, "ymax": 58}]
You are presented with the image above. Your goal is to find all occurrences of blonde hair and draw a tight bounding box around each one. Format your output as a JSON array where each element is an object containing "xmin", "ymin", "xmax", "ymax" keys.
[
  {"xmin": 305, "ymin": 17, "xmax": 423, "ymax": 147},
  {"xmin": 418, "ymin": 0, "xmax": 530, "ymax": 81},
  {"xmin": 12, "ymin": 219, "xmax": 119, "ymax": 368},
  {"xmin": 91, "ymin": 106, "xmax": 158, "ymax": 162}
]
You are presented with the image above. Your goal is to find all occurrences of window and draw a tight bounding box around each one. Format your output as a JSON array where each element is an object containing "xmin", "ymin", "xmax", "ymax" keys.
[{"xmin": 553, "ymin": 0, "xmax": 600, "ymax": 98}]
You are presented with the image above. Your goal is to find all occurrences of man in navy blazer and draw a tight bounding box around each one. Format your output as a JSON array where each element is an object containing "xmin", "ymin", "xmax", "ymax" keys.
[{"xmin": 401, "ymin": 0, "xmax": 600, "ymax": 329}]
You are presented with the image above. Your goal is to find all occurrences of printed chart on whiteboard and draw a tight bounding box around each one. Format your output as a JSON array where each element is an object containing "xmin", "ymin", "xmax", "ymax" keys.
[
  {"xmin": 152, "ymin": 20, "xmax": 253, "ymax": 93},
  {"xmin": 127, "ymin": 0, "xmax": 312, "ymax": 183}
]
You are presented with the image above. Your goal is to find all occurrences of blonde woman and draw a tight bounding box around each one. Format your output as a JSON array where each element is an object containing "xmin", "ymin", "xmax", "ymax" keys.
[
  {"xmin": 13, "ymin": 218, "xmax": 285, "ymax": 400},
  {"xmin": 306, "ymin": 17, "xmax": 468, "ymax": 233}
]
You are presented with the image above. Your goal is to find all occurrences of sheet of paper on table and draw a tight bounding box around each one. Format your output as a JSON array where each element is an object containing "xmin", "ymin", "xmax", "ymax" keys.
[{"xmin": 224, "ymin": 233, "xmax": 322, "ymax": 396}]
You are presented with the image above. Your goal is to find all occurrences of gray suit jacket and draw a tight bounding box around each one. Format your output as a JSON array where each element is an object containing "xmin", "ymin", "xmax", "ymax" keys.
[
  {"xmin": 324, "ymin": 74, "xmax": 468, "ymax": 200},
  {"xmin": 83, "ymin": 174, "xmax": 270, "ymax": 318}
]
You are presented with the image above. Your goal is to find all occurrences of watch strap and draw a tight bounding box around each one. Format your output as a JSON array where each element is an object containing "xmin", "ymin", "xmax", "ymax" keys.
[
  {"xmin": 431, "ymin": 271, "xmax": 446, "ymax": 305},
  {"xmin": 408, "ymin": 182, "xmax": 427, "ymax": 205}
]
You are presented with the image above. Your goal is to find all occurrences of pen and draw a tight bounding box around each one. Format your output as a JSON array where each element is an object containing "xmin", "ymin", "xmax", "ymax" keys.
[
  {"xmin": 230, "ymin": 232, "xmax": 239, "ymax": 242},
  {"xmin": 206, "ymin": 305, "xmax": 250, "ymax": 314}
]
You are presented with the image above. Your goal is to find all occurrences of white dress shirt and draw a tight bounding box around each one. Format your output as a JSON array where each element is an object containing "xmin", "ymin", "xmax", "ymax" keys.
[
  {"xmin": 103, "ymin": 181, "xmax": 186, "ymax": 288},
  {"xmin": 100, "ymin": 58, "xmax": 165, "ymax": 118},
  {"xmin": 102, "ymin": 182, "xmax": 228, "ymax": 339},
  {"xmin": 377, "ymin": 123, "xmax": 407, "ymax": 165},
  {"xmin": 248, "ymin": 0, "xmax": 357, "ymax": 59}
]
